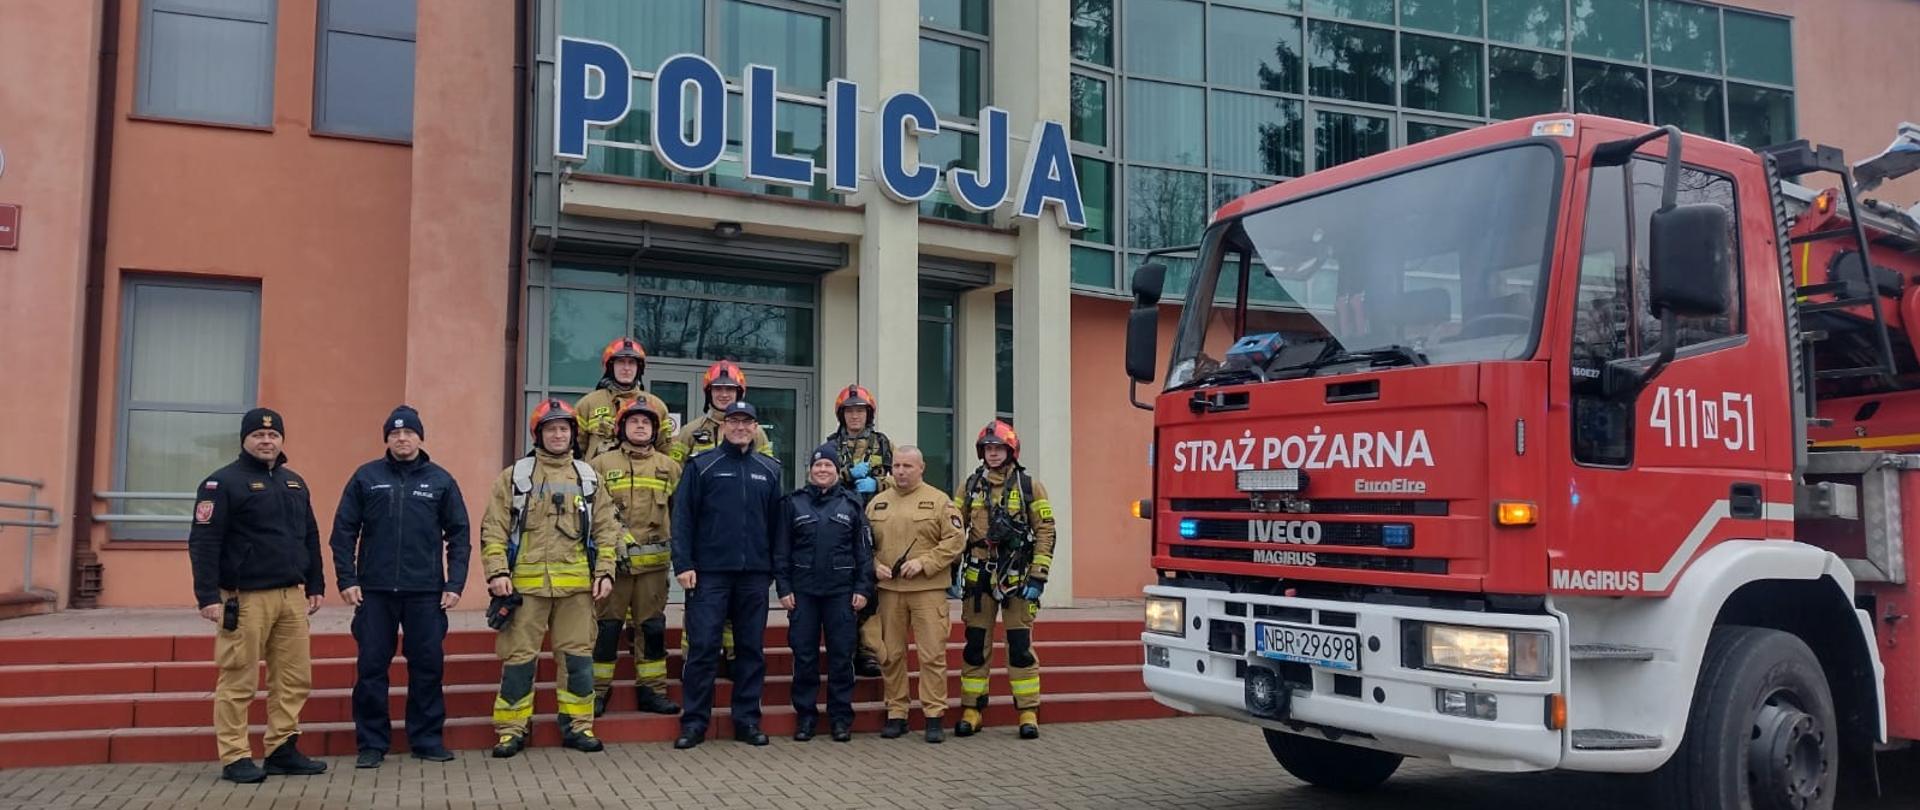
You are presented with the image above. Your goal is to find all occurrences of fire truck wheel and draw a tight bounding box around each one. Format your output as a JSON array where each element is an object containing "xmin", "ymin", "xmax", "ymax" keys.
[
  {"xmin": 1656, "ymin": 625, "xmax": 1838, "ymax": 810},
  {"xmin": 1262, "ymin": 729, "xmax": 1401, "ymax": 792}
]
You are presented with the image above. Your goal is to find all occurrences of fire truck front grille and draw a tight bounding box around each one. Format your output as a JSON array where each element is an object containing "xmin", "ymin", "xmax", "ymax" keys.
[{"xmin": 1169, "ymin": 544, "xmax": 1449, "ymax": 574}]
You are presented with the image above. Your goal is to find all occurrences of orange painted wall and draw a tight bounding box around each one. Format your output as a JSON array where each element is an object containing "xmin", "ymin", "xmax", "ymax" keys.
[{"xmin": 1067, "ymin": 296, "xmax": 1173, "ymax": 599}]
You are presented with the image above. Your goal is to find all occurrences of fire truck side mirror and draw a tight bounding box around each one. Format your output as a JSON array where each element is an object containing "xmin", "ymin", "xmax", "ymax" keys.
[
  {"xmin": 1648, "ymin": 203, "xmax": 1732, "ymax": 318},
  {"xmin": 1126, "ymin": 263, "xmax": 1168, "ymax": 384}
]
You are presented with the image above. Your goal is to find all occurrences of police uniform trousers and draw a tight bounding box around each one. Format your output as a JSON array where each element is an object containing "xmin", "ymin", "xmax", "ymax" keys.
[
  {"xmin": 872, "ymin": 589, "xmax": 952, "ymax": 720},
  {"xmin": 679, "ymin": 572, "xmax": 770, "ymax": 735},
  {"xmin": 350, "ymin": 591, "xmax": 448, "ymax": 754},
  {"xmin": 593, "ymin": 570, "xmax": 670, "ymax": 699},
  {"xmin": 213, "ymin": 585, "xmax": 313, "ymax": 765},
  {"xmin": 788, "ymin": 592, "xmax": 858, "ymax": 725},
  {"xmin": 492, "ymin": 593, "xmax": 597, "ymax": 737},
  {"xmin": 961, "ymin": 594, "xmax": 1041, "ymax": 712}
]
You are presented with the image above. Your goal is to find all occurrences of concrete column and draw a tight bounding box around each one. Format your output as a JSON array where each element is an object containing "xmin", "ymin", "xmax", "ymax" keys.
[
  {"xmin": 955, "ymin": 282, "xmax": 1004, "ymax": 452},
  {"xmin": 845, "ymin": 0, "xmax": 921, "ymax": 447},
  {"xmin": 994, "ymin": 0, "xmax": 1075, "ymax": 603},
  {"xmin": 818, "ymin": 264, "xmax": 861, "ymax": 437},
  {"xmin": 404, "ymin": 0, "xmax": 517, "ymax": 601}
]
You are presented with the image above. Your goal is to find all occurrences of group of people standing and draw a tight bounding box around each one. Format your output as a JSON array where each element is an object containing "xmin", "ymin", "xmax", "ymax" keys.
[{"xmin": 185, "ymin": 336, "xmax": 1056, "ymax": 783}]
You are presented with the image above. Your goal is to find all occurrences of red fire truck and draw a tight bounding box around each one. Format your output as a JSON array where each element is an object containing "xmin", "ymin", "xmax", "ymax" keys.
[{"xmin": 1126, "ymin": 114, "xmax": 1920, "ymax": 808}]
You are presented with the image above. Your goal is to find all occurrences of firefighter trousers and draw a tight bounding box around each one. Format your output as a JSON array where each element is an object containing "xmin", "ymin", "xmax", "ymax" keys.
[
  {"xmin": 961, "ymin": 593, "xmax": 1041, "ymax": 712},
  {"xmin": 492, "ymin": 592, "xmax": 596, "ymax": 738},
  {"xmin": 874, "ymin": 588, "xmax": 951, "ymax": 720},
  {"xmin": 593, "ymin": 570, "xmax": 669, "ymax": 698},
  {"xmin": 213, "ymin": 585, "xmax": 313, "ymax": 765}
]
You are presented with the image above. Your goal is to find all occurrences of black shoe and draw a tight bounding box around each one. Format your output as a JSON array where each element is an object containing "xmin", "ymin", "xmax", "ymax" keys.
[
  {"xmin": 854, "ymin": 655, "xmax": 883, "ymax": 678},
  {"xmin": 561, "ymin": 728, "xmax": 604, "ymax": 753},
  {"xmin": 409, "ymin": 745, "xmax": 454, "ymax": 762},
  {"xmin": 830, "ymin": 722, "xmax": 852, "ymax": 742},
  {"xmin": 594, "ymin": 691, "xmax": 610, "ymax": 718},
  {"xmin": 925, "ymin": 719, "xmax": 945, "ymax": 744},
  {"xmin": 355, "ymin": 749, "xmax": 384, "ymax": 769},
  {"xmin": 635, "ymin": 687, "xmax": 679, "ymax": 715},
  {"xmin": 732, "ymin": 725, "xmax": 769, "ymax": 746},
  {"xmin": 221, "ymin": 759, "xmax": 266, "ymax": 784},
  {"xmin": 674, "ymin": 729, "xmax": 705, "ymax": 750},
  {"xmin": 793, "ymin": 718, "xmax": 816, "ymax": 742},
  {"xmin": 491, "ymin": 733, "xmax": 527, "ymax": 758},
  {"xmin": 263, "ymin": 734, "xmax": 327, "ymax": 775},
  {"xmin": 880, "ymin": 718, "xmax": 907, "ymax": 739},
  {"xmin": 1019, "ymin": 723, "xmax": 1040, "ymax": 740}
]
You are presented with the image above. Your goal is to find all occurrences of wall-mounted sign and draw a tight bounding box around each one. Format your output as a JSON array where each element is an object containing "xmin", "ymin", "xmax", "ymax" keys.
[
  {"xmin": 0, "ymin": 204, "xmax": 19, "ymax": 251},
  {"xmin": 553, "ymin": 37, "xmax": 1086, "ymax": 230}
]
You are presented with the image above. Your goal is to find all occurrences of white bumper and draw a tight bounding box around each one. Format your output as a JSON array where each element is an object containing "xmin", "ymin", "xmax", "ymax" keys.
[{"xmin": 1141, "ymin": 584, "xmax": 1567, "ymax": 772}]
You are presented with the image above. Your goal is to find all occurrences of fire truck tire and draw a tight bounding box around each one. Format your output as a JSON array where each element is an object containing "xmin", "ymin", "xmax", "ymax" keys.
[
  {"xmin": 1655, "ymin": 625, "xmax": 1838, "ymax": 810},
  {"xmin": 1262, "ymin": 729, "xmax": 1401, "ymax": 792}
]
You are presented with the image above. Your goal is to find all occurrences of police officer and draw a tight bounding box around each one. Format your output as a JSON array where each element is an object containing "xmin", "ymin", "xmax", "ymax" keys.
[
  {"xmin": 331, "ymin": 405, "xmax": 471, "ymax": 768},
  {"xmin": 576, "ymin": 337, "xmax": 677, "ymax": 459},
  {"xmin": 865, "ymin": 446, "xmax": 965, "ymax": 743},
  {"xmin": 481, "ymin": 399, "xmax": 620, "ymax": 758},
  {"xmin": 778, "ymin": 444, "xmax": 875, "ymax": 743},
  {"xmin": 954, "ymin": 420, "xmax": 1057, "ymax": 740},
  {"xmin": 188, "ymin": 407, "xmax": 329, "ymax": 784},
  {"xmin": 671, "ymin": 401, "xmax": 787, "ymax": 749},
  {"xmin": 826, "ymin": 385, "xmax": 890, "ymax": 678},
  {"xmin": 669, "ymin": 359, "xmax": 772, "ymax": 673},
  {"xmin": 588, "ymin": 399, "xmax": 681, "ymax": 717}
]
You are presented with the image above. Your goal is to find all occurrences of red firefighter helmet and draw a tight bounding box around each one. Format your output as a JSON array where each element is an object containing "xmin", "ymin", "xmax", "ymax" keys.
[
  {"xmin": 617, "ymin": 397, "xmax": 661, "ymax": 439},
  {"xmin": 702, "ymin": 360, "xmax": 748, "ymax": 410},
  {"xmin": 600, "ymin": 337, "xmax": 647, "ymax": 380},
  {"xmin": 835, "ymin": 384, "xmax": 877, "ymax": 424},
  {"xmin": 529, "ymin": 398, "xmax": 578, "ymax": 443},
  {"xmin": 975, "ymin": 420, "xmax": 1020, "ymax": 461}
]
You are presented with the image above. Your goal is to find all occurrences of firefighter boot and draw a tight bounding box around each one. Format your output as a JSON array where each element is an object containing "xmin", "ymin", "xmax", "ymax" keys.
[
  {"xmin": 562, "ymin": 727, "xmax": 605, "ymax": 753},
  {"xmin": 491, "ymin": 733, "xmax": 527, "ymax": 759},
  {"xmin": 955, "ymin": 707, "xmax": 984, "ymax": 737},
  {"xmin": 635, "ymin": 685, "xmax": 679, "ymax": 715},
  {"xmin": 1018, "ymin": 710, "xmax": 1040, "ymax": 740},
  {"xmin": 594, "ymin": 692, "xmax": 610, "ymax": 718}
]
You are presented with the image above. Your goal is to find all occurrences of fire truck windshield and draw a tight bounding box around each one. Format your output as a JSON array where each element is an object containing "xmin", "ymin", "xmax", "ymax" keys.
[{"xmin": 1165, "ymin": 144, "xmax": 1564, "ymax": 389}]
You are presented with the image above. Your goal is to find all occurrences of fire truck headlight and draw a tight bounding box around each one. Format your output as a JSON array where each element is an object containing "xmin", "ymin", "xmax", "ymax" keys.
[
  {"xmin": 1415, "ymin": 623, "xmax": 1552, "ymax": 680},
  {"xmin": 1145, "ymin": 596, "xmax": 1186, "ymax": 636}
]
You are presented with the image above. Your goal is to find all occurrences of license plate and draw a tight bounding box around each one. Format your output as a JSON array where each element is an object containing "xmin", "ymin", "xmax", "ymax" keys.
[{"xmin": 1253, "ymin": 622, "xmax": 1361, "ymax": 672}]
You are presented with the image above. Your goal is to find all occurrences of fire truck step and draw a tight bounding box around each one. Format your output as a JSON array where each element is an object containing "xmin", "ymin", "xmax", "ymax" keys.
[
  {"xmin": 1570, "ymin": 729, "xmax": 1663, "ymax": 751},
  {"xmin": 1569, "ymin": 644, "xmax": 1656, "ymax": 662},
  {"xmin": 1799, "ymin": 297, "xmax": 1878, "ymax": 314}
]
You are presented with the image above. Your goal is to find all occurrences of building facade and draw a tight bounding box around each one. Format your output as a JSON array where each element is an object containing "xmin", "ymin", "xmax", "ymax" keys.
[{"xmin": 2, "ymin": 0, "xmax": 1916, "ymax": 610}]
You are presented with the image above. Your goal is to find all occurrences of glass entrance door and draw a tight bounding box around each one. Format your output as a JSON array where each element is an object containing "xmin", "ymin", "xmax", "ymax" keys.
[{"xmin": 644, "ymin": 361, "xmax": 814, "ymax": 491}]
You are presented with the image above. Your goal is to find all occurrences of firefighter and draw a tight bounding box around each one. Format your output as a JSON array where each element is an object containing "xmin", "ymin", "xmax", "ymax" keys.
[
  {"xmin": 825, "ymin": 384, "xmax": 891, "ymax": 678},
  {"xmin": 954, "ymin": 420, "xmax": 1057, "ymax": 740},
  {"xmin": 588, "ymin": 399, "xmax": 681, "ymax": 717},
  {"xmin": 481, "ymin": 399, "xmax": 620, "ymax": 758},
  {"xmin": 668, "ymin": 359, "xmax": 773, "ymax": 672},
  {"xmin": 576, "ymin": 337, "xmax": 676, "ymax": 459},
  {"xmin": 865, "ymin": 446, "xmax": 966, "ymax": 743}
]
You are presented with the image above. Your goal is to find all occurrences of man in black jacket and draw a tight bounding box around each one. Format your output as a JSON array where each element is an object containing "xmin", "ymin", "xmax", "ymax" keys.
[
  {"xmin": 330, "ymin": 405, "xmax": 471, "ymax": 768},
  {"xmin": 670, "ymin": 401, "xmax": 789, "ymax": 749},
  {"xmin": 778, "ymin": 444, "xmax": 875, "ymax": 743},
  {"xmin": 188, "ymin": 407, "xmax": 329, "ymax": 784}
]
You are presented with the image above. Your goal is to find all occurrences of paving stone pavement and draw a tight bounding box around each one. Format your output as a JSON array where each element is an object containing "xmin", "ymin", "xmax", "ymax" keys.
[{"xmin": 2, "ymin": 716, "xmax": 1915, "ymax": 809}]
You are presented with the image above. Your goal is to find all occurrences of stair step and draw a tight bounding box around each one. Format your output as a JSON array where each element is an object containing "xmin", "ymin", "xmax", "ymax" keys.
[
  {"xmin": 1570, "ymin": 728, "xmax": 1662, "ymax": 750},
  {"xmin": 1570, "ymin": 643, "xmax": 1656, "ymax": 662}
]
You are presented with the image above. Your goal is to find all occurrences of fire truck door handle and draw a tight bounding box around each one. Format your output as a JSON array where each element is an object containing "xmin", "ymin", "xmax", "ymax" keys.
[{"xmin": 1728, "ymin": 483, "xmax": 1763, "ymax": 519}]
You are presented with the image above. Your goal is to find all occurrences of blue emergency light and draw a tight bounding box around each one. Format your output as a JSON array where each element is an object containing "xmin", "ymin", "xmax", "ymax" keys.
[
  {"xmin": 1179, "ymin": 518, "xmax": 1200, "ymax": 539},
  {"xmin": 1381, "ymin": 524, "xmax": 1413, "ymax": 549},
  {"xmin": 1225, "ymin": 332, "xmax": 1287, "ymax": 369}
]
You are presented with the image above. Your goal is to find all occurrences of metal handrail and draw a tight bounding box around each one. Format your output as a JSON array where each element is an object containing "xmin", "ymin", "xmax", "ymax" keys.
[{"xmin": 0, "ymin": 477, "xmax": 54, "ymax": 594}]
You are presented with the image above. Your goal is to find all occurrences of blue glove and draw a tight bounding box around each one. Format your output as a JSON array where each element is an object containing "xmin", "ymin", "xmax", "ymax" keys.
[
  {"xmin": 1021, "ymin": 580, "xmax": 1045, "ymax": 601},
  {"xmin": 850, "ymin": 461, "xmax": 871, "ymax": 479},
  {"xmin": 855, "ymin": 477, "xmax": 878, "ymax": 494}
]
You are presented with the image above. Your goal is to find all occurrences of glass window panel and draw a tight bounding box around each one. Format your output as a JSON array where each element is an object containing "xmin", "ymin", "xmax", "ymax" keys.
[
  {"xmin": 1724, "ymin": 11, "xmax": 1791, "ymax": 86},
  {"xmin": 1652, "ymin": 71, "xmax": 1724, "ymax": 139},
  {"xmin": 156, "ymin": 0, "xmax": 270, "ymax": 17},
  {"xmin": 1487, "ymin": 0, "xmax": 1566, "ymax": 49},
  {"xmin": 1208, "ymin": 6, "xmax": 1302, "ymax": 94},
  {"xmin": 919, "ymin": 130, "xmax": 989, "ymax": 224},
  {"xmin": 1074, "ymin": 156, "xmax": 1115, "ymax": 244},
  {"xmin": 1211, "ymin": 175, "xmax": 1274, "ymax": 210},
  {"xmin": 995, "ymin": 310, "xmax": 1014, "ymax": 415},
  {"xmin": 317, "ymin": 31, "xmax": 414, "ymax": 138},
  {"xmin": 1400, "ymin": 34, "xmax": 1482, "ymax": 116},
  {"xmin": 920, "ymin": 38, "xmax": 984, "ymax": 119},
  {"xmin": 325, "ymin": 0, "xmax": 414, "ymax": 35},
  {"xmin": 632, "ymin": 296, "xmax": 816, "ymax": 367},
  {"xmin": 551, "ymin": 262, "xmax": 627, "ymax": 287},
  {"xmin": 919, "ymin": 297, "xmax": 956, "ymax": 319},
  {"xmin": 1129, "ymin": 253, "xmax": 1198, "ymax": 300},
  {"xmin": 1573, "ymin": 60, "xmax": 1648, "ymax": 122},
  {"xmin": 631, "ymin": 272, "xmax": 814, "ymax": 302},
  {"xmin": 127, "ymin": 286, "xmax": 255, "ymax": 405},
  {"xmin": 919, "ymin": 311, "xmax": 956, "ymax": 408},
  {"xmin": 1407, "ymin": 121, "xmax": 1469, "ymax": 143},
  {"xmin": 1727, "ymin": 84, "xmax": 1794, "ymax": 149},
  {"xmin": 549, "ymin": 289, "xmax": 628, "ymax": 388},
  {"xmin": 749, "ymin": 386, "xmax": 802, "ymax": 490},
  {"xmin": 1126, "ymin": 80, "xmax": 1206, "ymax": 166},
  {"xmin": 1227, "ymin": 0, "xmax": 1302, "ymax": 11},
  {"xmin": 560, "ymin": 0, "xmax": 701, "ymax": 69},
  {"xmin": 1307, "ymin": 0, "xmax": 1391, "ymax": 24},
  {"xmin": 710, "ymin": 95, "xmax": 830, "ymax": 200},
  {"xmin": 1125, "ymin": 0, "xmax": 1204, "ymax": 81},
  {"xmin": 1211, "ymin": 91, "xmax": 1304, "ymax": 177},
  {"xmin": 720, "ymin": 0, "xmax": 831, "ymax": 92},
  {"xmin": 1071, "ymin": 0, "xmax": 1113, "ymax": 66},
  {"xmin": 1072, "ymin": 245, "xmax": 1116, "ymax": 287},
  {"xmin": 1649, "ymin": 0, "xmax": 1718, "ymax": 74},
  {"xmin": 1313, "ymin": 109, "xmax": 1390, "ymax": 169},
  {"xmin": 123, "ymin": 410, "xmax": 244, "ymax": 532},
  {"xmin": 1308, "ymin": 22, "xmax": 1394, "ymax": 105},
  {"xmin": 916, "ymin": 411, "xmax": 956, "ymax": 494},
  {"xmin": 1126, "ymin": 167, "xmax": 1208, "ymax": 250},
  {"xmin": 922, "ymin": 0, "xmax": 989, "ymax": 34},
  {"xmin": 1399, "ymin": 0, "xmax": 1481, "ymax": 36},
  {"xmin": 141, "ymin": 11, "xmax": 273, "ymax": 125},
  {"xmin": 585, "ymin": 78, "xmax": 674, "ymax": 181},
  {"xmin": 1071, "ymin": 74, "xmax": 1109, "ymax": 146},
  {"xmin": 1489, "ymin": 47, "xmax": 1567, "ymax": 119},
  {"xmin": 1571, "ymin": 0, "xmax": 1644, "ymax": 62}
]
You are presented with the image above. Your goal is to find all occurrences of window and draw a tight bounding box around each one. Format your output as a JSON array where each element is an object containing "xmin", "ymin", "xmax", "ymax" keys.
[
  {"xmin": 1489, "ymin": 47, "xmax": 1566, "ymax": 120},
  {"xmin": 1652, "ymin": 72, "xmax": 1724, "ymax": 140},
  {"xmin": 918, "ymin": 295, "xmax": 960, "ymax": 493},
  {"xmin": 1649, "ymin": 0, "xmax": 1719, "ymax": 74},
  {"xmin": 996, "ymin": 291, "xmax": 1014, "ymax": 419},
  {"xmin": 1308, "ymin": 0, "xmax": 1390, "ymax": 24},
  {"xmin": 314, "ymin": 0, "xmax": 416, "ymax": 140},
  {"xmin": 1400, "ymin": 34, "xmax": 1482, "ymax": 117},
  {"xmin": 1573, "ymin": 60, "xmax": 1648, "ymax": 122},
  {"xmin": 920, "ymin": 6, "xmax": 990, "ymax": 225},
  {"xmin": 922, "ymin": 0, "xmax": 988, "ymax": 34},
  {"xmin": 114, "ymin": 279, "xmax": 261, "ymax": 539},
  {"xmin": 1127, "ymin": 80, "xmax": 1206, "ymax": 166},
  {"xmin": 1209, "ymin": 6, "xmax": 1302, "ymax": 94},
  {"xmin": 1572, "ymin": 0, "xmax": 1644, "ymax": 62},
  {"xmin": 137, "ymin": 0, "xmax": 277, "ymax": 126},
  {"xmin": 1211, "ymin": 91, "xmax": 1304, "ymax": 177},
  {"xmin": 1727, "ymin": 84, "xmax": 1794, "ymax": 150},
  {"xmin": 1723, "ymin": 11, "xmax": 1791, "ymax": 85},
  {"xmin": 1307, "ymin": 21, "xmax": 1393, "ymax": 104},
  {"xmin": 1487, "ymin": 0, "xmax": 1565, "ymax": 49},
  {"xmin": 1400, "ymin": 0, "xmax": 1480, "ymax": 36},
  {"xmin": 1075, "ymin": 156, "xmax": 1115, "ymax": 244},
  {"xmin": 1071, "ymin": 0, "xmax": 1114, "ymax": 66},
  {"xmin": 1125, "ymin": 0, "xmax": 1204, "ymax": 81},
  {"xmin": 1070, "ymin": 74, "xmax": 1110, "ymax": 146}
]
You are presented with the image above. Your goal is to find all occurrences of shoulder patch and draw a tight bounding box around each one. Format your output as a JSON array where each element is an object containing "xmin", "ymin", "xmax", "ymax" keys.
[
  {"xmin": 249, "ymin": 481, "xmax": 266, "ymax": 491},
  {"xmin": 950, "ymin": 514, "xmax": 962, "ymax": 529},
  {"xmin": 287, "ymin": 480, "xmax": 303, "ymax": 490},
  {"xmin": 194, "ymin": 500, "xmax": 215, "ymax": 524},
  {"xmin": 201, "ymin": 480, "xmax": 218, "ymax": 490}
]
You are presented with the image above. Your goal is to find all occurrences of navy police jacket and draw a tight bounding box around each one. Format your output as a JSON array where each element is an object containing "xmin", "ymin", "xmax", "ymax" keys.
[
  {"xmin": 329, "ymin": 450, "xmax": 472, "ymax": 595},
  {"xmin": 671, "ymin": 442, "xmax": 789, "ymax": 576},
  {"xmin": 778, "ymin": 482, "xmax": 876, "ymax": 598}
]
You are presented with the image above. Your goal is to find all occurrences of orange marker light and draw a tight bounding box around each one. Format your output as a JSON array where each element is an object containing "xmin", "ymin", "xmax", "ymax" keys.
[
  {"xmin": 1548, "ymin": 694, "xmax": 1567, "ymax": 730},
  {"xmin": 1131, "ymin": 499, "xmax": 1151, "ymax": 519},
  {"xmin": 1495, "ymin": 501, "xmax": 1538, "ymax": 526}
]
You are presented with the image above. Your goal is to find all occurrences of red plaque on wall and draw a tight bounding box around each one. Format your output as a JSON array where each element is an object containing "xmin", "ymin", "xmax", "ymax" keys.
[{"xmin": 0, "ymin": 205, "xmax": 18, "ymax": 251}]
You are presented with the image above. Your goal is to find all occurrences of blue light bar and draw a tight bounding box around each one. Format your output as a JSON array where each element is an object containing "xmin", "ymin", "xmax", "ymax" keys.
[
  {"xmin": 1382, "ymin": 524, "xmax": 1413, "ymax": 549},
  {"xmin": 1179, "ymin": 518, "xmax": 1199, "ymax": 539}
]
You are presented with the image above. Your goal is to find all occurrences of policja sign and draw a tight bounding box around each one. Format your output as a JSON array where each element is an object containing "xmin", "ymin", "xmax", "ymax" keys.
[{"xmin": 553, "ymin": 38, "xmax": 1087, "ymax": 230}]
